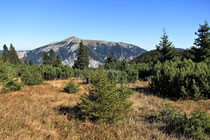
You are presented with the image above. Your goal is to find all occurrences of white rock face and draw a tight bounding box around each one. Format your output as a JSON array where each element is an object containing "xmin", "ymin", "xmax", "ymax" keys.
[
  {"xmin": 89, "ymin": 58, "xmax": 102, "ymax": 68},
  {"xmin": 17, "ymin": 51, "xmax": 28, "ymax": 59},
  {"xmin": 62, "ymin": 56, "xmax": 102, "ymax": 68},
  {"xmin": 69, "ymin": 44, "xmax": 79, "ymax": 53},
  {"xmin": 40, "ymin": 45, "xmax": 60, "ymax": 53},
  {"xmin": 62, "ymin": 55, "xmax": 76, "ymax": 66}
]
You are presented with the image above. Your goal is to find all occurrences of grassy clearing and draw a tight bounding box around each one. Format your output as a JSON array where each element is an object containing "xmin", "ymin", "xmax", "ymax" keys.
[{"xmin": 0, "ymin": 78, "xmax": 209, "ymax": 140}]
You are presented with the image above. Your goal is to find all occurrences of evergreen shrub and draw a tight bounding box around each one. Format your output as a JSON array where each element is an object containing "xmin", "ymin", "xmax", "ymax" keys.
[
  {"xmin": 2, "ymin": 80, "xmax": 23, "ymax": 93},
  {"xmin": 0, "ymin": 63, "xmax": 19, "ymax": 86},
  {"xmin": 64, "ymin": 81, "xmax": 79, "ymax": 94},
  {"xmin": 21, "ymin": 66, "xmax": 43, "ymax": 85},
  {"xmin": 107, "ymin": 70, "xmax": 128, "ymax": 84},
  {"xmin": 151, "ymin": 59, "xmax": 210, "ymax": 100},
  {"xmin": 76, "ymin": 71, "xmax": 133, "ymax": 123},
  {"xmin": 156, "ymin": 103, "xmax": 210, "ymax": 139},
  {"xmin": 40, "ymin": 65, "xmax": 57, "ymax": 80},
  {"xmin": 82, "ymin": 68, "xmax": 95, "ymax": 84},
  {"xmin": 134, "ymin": 63, "xmax": 153, "ymax": 80},
  {"xmin": 126, "ymin": 67, "xmax": 138, "ymax": 83}
]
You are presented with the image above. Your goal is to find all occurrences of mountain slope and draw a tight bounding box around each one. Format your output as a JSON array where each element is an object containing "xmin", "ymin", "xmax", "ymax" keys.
[{"xmin": 23, "ymin": 36, "xmax": 147, "ymax": 67}]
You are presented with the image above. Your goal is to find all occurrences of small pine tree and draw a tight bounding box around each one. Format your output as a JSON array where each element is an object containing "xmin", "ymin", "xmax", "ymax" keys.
[
  {"xmin": 104, "ymin": 53, "xmax": 115, "ymax": 69},
  {"xmin": 9, "ymin": 44, "xmax": 21, "ymax": 65},
  {"xmin": 193, "ymin": 21, "xmax": 210, "ymax": 62},
  {"xmin": 156, "ymin": 29, "xmax": 175, "ymax": 62},
  {"xmin": 29, "ymin": 59, "xmax": 33, "ymax": 65},
  {"xmin": 77, "ymin": 71, "xmax": 133, "ymax": 123},
  {"xmin": 73, "ymin": 41, "xmax": 90, "ymax": 70},
  {"xmin": 106, "ymin": 53, "xmax": 114, "ymax": 64},
  {"xmin": 64, "ymin": 81, "xmax": 79, "ymax": 94}
]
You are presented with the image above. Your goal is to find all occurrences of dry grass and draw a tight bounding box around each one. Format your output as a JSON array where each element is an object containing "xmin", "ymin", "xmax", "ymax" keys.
[{"xmin": 0, "ymin": 78, "xmax": 209, "ymax": 140}]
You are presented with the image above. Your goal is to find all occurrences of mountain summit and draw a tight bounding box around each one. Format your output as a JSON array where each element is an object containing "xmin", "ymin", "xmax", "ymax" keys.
[{"xmin": 23, "ymin": 36, "xmax": 146, "ymax": 67}]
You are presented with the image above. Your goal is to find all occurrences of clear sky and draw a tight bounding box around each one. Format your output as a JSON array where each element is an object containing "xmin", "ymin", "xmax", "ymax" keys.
[{"xmin": 0, "ymin": 0, "xmax": 210, "ymax": 51}]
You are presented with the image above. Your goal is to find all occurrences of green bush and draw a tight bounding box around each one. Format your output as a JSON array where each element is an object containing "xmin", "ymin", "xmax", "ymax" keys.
[
  {"xmin": 0, "ymin": 64, "xmax": 10, "ymax": 83},
  {"xmin": 107, "ymin": 70, "xmax": 120, "ymax": 83},
  {"xmin": 64, "ymin": 81, "xmax": 79, "ymax": 94},
  {"xmin": 73, "ymin": 69, "xmax": 83, "ymax": 78},
  {"xmin": 156, "ymin": 103, "xmax": 187, "ymax": 134},
  {"xmin": 76, "ymin": 71, "xmax": 133, "ymax": 123},
  {"xmin": 118, "ymin": 71, "xmax": 128, "ymax": 84},
  {"xmin": 185, "ymin": 110, "xmax": 210, "ymax": 139},
  {"xmin": 55, "ymin": 67, "xmax": 63, "ymax": 79},
  {"xmin": 151, "ymin": 59, "xmax": 210, "ymax": 100},
  {"xmin": 57, "ymin": 65, "xmax": 74, "ymax": 79},
  {"xmin": 21, "ymin": 66, "xmax": 43, "ymax": 86},
  {"xmin": 2, "ymin": 80, "xmax": 23, "ymax": 93},
  {"xmin": 134, "ymin": 63, "xmax": 153, "ymax": 80},
  {"xmin": 126, "ymin": 67, "xmax": 138, "ymax": 83},
  {"xmin": 156, "ymin": 103, "xmax": 210, "ymax": 139},
  {"xmin": 16, "ymin": 64, "xmax": 28, "ymax": 77},
  {"xmin": 40, "ymin": 65, "xmax": 57, "ymax": 80},
  {"xmin": 80, "ymin": 69, "xmax": 128, "ymax": 85},
  {"xmin": 107, "ymin": 70, "xmax": 128, "ymax": 84},
  {"xmin": 82, "ymin": 68, "xmax": 95, "ymax": 84},
  {"xmin": 40, "ymin": 65, "xmax": 73, "ymax": 80},
  {"xmin": 0, "ymin": 63, "xmax": 18, "ymax": 84}
]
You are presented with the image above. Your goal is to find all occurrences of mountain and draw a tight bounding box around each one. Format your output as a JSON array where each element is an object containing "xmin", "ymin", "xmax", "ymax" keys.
[
  {"xmin": 175, "ymin": 48, "xmax": 185, "ymax": 51},
  {"xmin": 22, "ymin": 36, "xmax": 146, "ymax": 67}
]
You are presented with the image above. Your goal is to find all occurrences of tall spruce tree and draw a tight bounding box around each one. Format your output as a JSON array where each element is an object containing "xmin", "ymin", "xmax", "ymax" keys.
[
  {"xmin": 73, "ymin": 41, "xmax": 90, "ymax": 70},
  {"xmin": 9, "ymin": 44, "xmax": 21, "ymax": 65},
  {"xmin": 42, "ymin": 51, "xmax": 49, "ymax": 65},
  {"xmin": 24, "ymin": 60, "xmax": 28, "ymax": 65},
  {"xmin": 2, "ymin": 44, "xmax": 9, "ymax": 62},
  {"xmin": 156, "ymin": 29, "xmax": 175, "ymax": 62},
  {"xmin": 29, "ymin": 59, "xmax": 33, "ymax": 65},
  {"xmin": 192, "ymin": 21, "xmax": 210, "ymax": 62},
  {"xmin": 49, "ymin": 49, "xmax": 56, "ymax": 65},
  {"xmin": 54, "ymin": 52, "xmax": 62, "ymax": 66}
]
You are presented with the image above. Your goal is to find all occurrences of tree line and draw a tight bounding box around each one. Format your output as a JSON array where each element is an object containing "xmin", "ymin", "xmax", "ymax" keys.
[{"xmin": 1, "ymin": 44, "xmax": 20, "ymax": 65}]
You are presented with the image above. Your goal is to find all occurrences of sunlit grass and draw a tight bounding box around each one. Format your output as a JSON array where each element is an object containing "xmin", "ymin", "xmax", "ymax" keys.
[{"xmin": 0, "ymin": 78, "xmax": 209, "ymax": 139}]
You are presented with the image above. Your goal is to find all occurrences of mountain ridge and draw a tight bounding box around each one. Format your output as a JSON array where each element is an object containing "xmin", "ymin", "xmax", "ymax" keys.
[{"xmin": 2, "ymin": 36, "xmax": 147, "ymax": 67}]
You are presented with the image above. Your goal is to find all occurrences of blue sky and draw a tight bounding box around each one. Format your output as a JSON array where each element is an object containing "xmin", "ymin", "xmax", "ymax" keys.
[{"xmin": 0, "ymin": 0, "xmax": 210, "ymax": 51}]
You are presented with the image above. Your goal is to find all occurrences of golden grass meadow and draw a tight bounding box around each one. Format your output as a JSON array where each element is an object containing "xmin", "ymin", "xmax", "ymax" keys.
[{"xmin": 0, "ymin": 78, "xmax": 209, "ymax": 140}]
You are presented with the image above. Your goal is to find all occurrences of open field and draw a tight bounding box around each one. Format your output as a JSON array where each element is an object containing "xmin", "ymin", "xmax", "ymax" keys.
[{"xmin": 0, "ymin": 78, "xmax": 209, "ymax": 140}]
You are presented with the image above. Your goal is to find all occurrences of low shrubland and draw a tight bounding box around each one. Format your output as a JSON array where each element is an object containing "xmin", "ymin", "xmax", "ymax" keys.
[
  {"xmin": 21, "ymin": 66, "xmax": 43, "ymax": 86},
  {"xmin": 155, "ymin": 103, "xmax": 210, "ymax": 139},
  {"xmin": 151, "ymin": 59, "xmax": 210, "ymax": 100}
]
